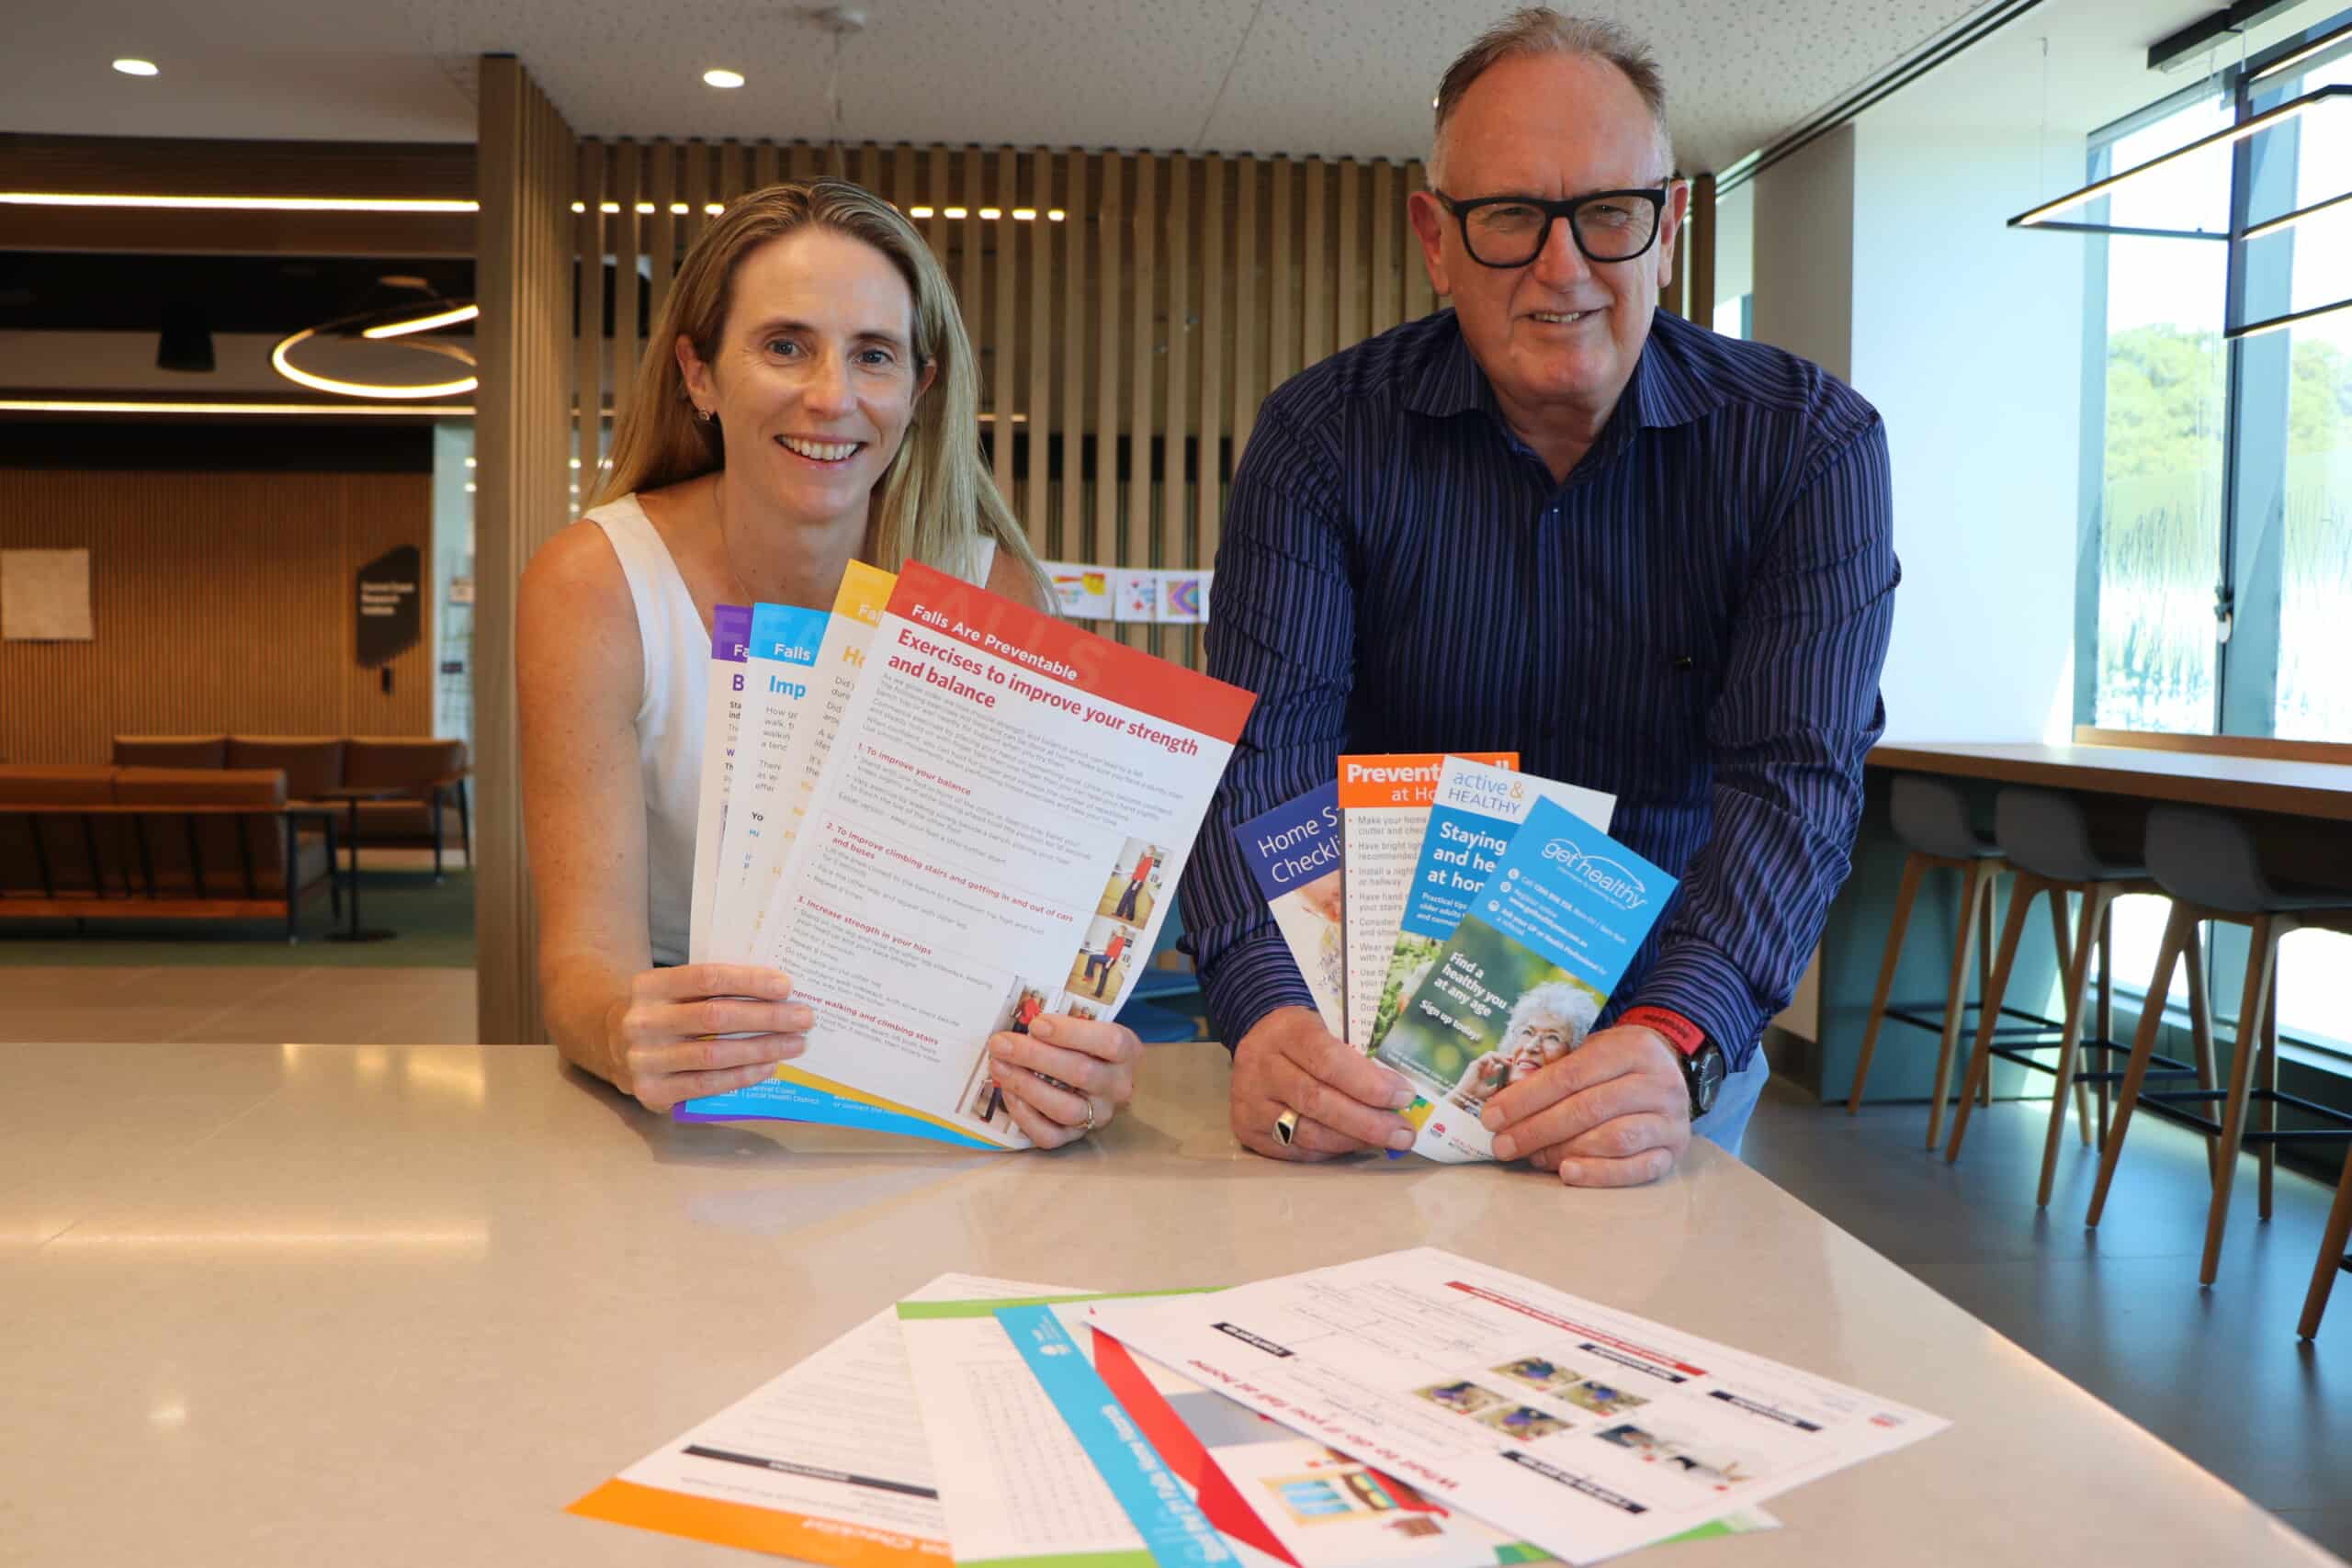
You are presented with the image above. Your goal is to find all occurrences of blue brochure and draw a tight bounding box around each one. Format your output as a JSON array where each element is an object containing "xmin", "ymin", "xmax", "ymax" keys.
[
  {"xmin": 1231, "ymin": 783, "xmax": 1346, "ymax": 1036},
  {"xmin": 1373, "ymin": 795, "xmax": 1678, "ymax": 1163}
]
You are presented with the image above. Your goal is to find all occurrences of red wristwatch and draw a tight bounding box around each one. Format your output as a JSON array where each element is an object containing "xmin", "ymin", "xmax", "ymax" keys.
[{"xmin": 1618, "ymin": 1006, "xmax": 1726, "ymax": 1117}]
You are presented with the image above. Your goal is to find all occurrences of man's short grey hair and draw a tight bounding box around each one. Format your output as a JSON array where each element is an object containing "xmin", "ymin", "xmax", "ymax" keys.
[{"xmin": 1429, "ymin": 8, "xmax": 1673, "ymax": 186}]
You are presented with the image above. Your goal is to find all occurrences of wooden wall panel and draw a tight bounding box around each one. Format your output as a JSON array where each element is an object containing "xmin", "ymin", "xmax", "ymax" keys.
[
  {"xmin": 1232, "ymin": 155, "xmax": 1261, "ymax": 466},
  {"xmin": 0, "ymin": 469, "xmax": 433, "ymax": 765},
  {"xmin": 992, "ymin": 146, "xmax": 1018, "ymax": 502},
  {"xmin": 1023, "ymin": 150, "xmax": 1053, "ymax": 549},
  {"xmin": 1059, "ymin": 154, "xmax": 1088, "ymax": 564},
  {"xmin": 476, "ymin": 55, "xmax": 577, "ymax": 1045}
]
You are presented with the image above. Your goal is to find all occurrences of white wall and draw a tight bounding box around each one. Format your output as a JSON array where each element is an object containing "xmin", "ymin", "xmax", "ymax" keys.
[
  {"xmin": 1748, "ymin": 113, "xmax": 2081, "ymax": 744},
  {"xmin": 1849, "ymin": 123, "xmax": 2082, "ymax": 745}
]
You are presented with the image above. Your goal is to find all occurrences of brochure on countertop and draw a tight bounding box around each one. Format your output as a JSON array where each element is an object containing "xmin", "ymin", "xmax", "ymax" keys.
[
  {"xmin": 1340, "ymin": 753, "xmax": 1518, "ymax": 1050},
  {"xmin": 1234, "ymin": 782, "xmax": 1348, "ymax": 1039},
  {"xmin": 896, "ymin": 1289, "xmax": 1228, "ymax": 1568},
  {"xmin": 1088, "ymin": 1318, "xmax": 1777, "ymax": 1566},
  {"xmin": 682, "ymin": 561, "xmax": 1255, "ymax": 1147},
  {"xmin": 1369, "ymin": 758, "xmax": 1615, "ymax": 1054},
  {"xmin": 686, "ymin": 604, "xmax": 752, "ymax": 964},
  {"xmin": 1376, "ymin": 795, "xmax": 1676, "ymax": 1164},
  {"xmin": 1090, "ymin": 1248, "xmax": 1947, "ymax": 1566},
  {"xmin": 567, "ymin": 1271, "xmax": 1071, "ymax": 1568}
]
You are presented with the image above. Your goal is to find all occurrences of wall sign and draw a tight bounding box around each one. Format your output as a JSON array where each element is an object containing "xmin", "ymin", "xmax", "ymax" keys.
[{"xmin": 356, "ymin": 544, "xmax": 422, "ymax": 668}]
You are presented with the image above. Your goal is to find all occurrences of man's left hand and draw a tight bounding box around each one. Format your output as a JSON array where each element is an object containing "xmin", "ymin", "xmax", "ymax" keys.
[{"xmin": 1479, "ymin": 1025, "xmax": 1690, "ymax": 1187}]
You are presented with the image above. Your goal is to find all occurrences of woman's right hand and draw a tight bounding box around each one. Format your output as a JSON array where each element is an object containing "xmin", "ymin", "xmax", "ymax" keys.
[{"xmin": 607, "ymin": 964, "xmax": 813, "ymax": 1112}]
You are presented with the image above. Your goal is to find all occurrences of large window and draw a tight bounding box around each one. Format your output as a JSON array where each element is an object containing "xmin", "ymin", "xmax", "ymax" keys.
[{"xmin": 2080, "ymin": 22, "xmax": 2352, "ymax": 1054}]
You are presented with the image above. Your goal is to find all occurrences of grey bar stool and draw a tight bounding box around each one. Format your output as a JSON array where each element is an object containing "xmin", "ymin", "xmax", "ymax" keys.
[
  {"xmin": 1848, "ymin": 774, "xmax": 2064, "ymax": 1147},
  {"xmin": 1946, "ymin": 787, "xmax": 2168, "ymax": 1206},
  {"xmin": 2084, "ymin": 806, "xmax": 2352, "ymax": 1289}
]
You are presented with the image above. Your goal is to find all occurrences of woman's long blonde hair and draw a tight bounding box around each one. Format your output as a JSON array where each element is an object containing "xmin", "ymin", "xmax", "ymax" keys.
[{"xmin": 592, "ymin": 179, "xmax": 1045, "ymax": 596}]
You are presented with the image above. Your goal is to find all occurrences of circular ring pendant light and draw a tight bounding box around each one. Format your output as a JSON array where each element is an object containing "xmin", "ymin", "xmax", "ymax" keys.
[{"xmin": 271, "ymin": 296, "xmax": 480, "ymax": 399}]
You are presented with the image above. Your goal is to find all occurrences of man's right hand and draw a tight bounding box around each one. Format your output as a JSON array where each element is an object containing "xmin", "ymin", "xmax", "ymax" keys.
[
  {"xmin": 607, "ymin": 964, "xmax": 812, "ymax": 1113},
  {"xmin": 1230, "ymin": 1006, "xmax": 1419, "ymax": 1160}
]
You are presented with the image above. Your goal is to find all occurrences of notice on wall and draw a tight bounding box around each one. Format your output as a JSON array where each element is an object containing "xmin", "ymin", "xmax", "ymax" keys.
[
  {"xmin": 0, "ymin": 547, "xmax": 93, "ymax": 641},
  {"xmin": 356, "ymin": 544, "xmax": 422, "ymax": 667}
]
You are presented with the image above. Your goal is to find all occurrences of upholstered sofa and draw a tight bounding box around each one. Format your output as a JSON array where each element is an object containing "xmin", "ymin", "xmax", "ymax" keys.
[
  {"xmin": 0, "ymin": 763, "xmax": 339, "ymax": 940},
  {"xmin": 110, "ymin": 735, "xmax": 470, "ymax": 875}
]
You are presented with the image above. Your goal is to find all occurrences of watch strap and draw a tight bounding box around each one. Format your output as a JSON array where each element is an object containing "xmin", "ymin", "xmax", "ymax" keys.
[{"xmin": 1618, "ymin": 1005, "xmax": 1705, "ymax": 1057}]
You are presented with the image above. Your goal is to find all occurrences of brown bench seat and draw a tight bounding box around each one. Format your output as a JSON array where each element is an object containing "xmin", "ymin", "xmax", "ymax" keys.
[
  {"xmin": 112, "ymin": 734, "xmax": 470, "ymax": 875},
  {"xmin": 0, "ymin": 764, "xmax": 338, "ymax": 942}
]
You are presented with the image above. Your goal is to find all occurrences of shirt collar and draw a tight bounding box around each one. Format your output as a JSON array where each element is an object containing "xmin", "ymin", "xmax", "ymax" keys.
[{"xmin": 1403, "ymin": 308, "xmax": 1730, "ymax": 433}]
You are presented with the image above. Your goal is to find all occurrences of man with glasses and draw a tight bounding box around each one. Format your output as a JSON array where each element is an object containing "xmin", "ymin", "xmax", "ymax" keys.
[{"xmin": 1182, "ymin": 9, "xmax": 1898, "ymax": 1182}]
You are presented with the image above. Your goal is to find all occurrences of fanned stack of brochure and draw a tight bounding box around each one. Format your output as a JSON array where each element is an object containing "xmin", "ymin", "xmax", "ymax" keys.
[
  {"xmin": 678, "ymin": 559, "xmax": 1255, "ymax": 1149},
  {"xmin": 571, "ymin": 1247, "xmax": 1952, "ymax": 1564},
  {"xmin": 1241, "ymin": 754, "xmax": 1683, "ymax": 1163}
]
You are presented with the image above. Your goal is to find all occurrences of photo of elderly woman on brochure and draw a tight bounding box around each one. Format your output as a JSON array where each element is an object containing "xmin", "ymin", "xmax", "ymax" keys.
[{"xmin": 1373, "ymin": 910, "xmax": 1607, "ymax": 1116}]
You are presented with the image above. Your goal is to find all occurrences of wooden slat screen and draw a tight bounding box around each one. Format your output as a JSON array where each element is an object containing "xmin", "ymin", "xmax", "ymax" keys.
[{"xmin": 555, "ymin": 138, "xmax": 1432, "ymax": 677}]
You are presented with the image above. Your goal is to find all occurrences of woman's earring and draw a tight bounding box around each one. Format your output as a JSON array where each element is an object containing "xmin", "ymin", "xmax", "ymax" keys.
[{"xmin": 695, "ymin": 407, "xmax": 716, "ymax": 423}]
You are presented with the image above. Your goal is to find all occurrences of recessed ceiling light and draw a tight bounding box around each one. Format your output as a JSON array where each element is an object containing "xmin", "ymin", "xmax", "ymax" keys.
[
  {"xmin": 944, "ymin": 206, "xmax": 968, "ymax": 220},
  {"xmin": 704, "ymin": 67, "xmax": 746, "ymax": 89},
  {"xmin": 909, "ymin": 206, "xmax": 936, "ymax": 219},
  {"xmin": 113, "ymin": 58, "xmax": 160, "ymax": 77},
  {"xmin": 978, "ymin": 207, "xmax": 1002, "ymax": 220}
]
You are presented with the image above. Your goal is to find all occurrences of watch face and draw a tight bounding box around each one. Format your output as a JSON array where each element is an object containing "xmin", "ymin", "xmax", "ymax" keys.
[{"xmin": 1691, "ymin": 1044, "xmax": 1727, "ymax": 1116}]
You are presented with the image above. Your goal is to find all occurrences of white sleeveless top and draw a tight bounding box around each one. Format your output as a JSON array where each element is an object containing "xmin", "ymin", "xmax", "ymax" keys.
[{"xmin": 587, "ymin": 494, "xmax": 995, "ymax": 965}]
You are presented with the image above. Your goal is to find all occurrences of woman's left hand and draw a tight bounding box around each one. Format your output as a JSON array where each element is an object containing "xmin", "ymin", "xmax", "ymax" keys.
[{"xmin": 987, "ymin": 1012, "xmax": 1143, "ymax": 1148}]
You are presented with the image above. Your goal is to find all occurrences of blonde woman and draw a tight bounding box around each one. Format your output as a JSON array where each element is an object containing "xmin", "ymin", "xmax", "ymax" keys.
[{"xmin": 519, "ymin": 180, "xmax": 1141, "ymax": 1142}]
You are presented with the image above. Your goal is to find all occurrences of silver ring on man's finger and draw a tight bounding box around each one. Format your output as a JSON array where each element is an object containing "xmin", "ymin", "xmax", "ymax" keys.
[{"xmin": 1273, "ymin": 1108, "xmax": 1300, "ymax": 1146}]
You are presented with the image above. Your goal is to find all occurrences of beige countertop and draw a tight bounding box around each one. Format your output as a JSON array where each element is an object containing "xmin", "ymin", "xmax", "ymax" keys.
[
  {"xmin": 5, "ymin": 1040, "xmax": 2334, "ymax": 1566},
  {"xmin": 1869, "ymin": 740, "xmax": 2352, "ymax": 822}
]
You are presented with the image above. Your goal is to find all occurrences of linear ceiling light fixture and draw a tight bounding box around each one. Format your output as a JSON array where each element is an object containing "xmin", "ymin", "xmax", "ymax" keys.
[
  {"xmin": 704, "ymin": 67, "xmax": 746, "ymax": 88},
  {"xmin": 0, "ymin": 192, "xmax": 477, "ymax": 213},
  {"xmin": 111, "ymin": 58, "xmax": 159, "ymax": 76},
  {"xmin": 2225, "ymin": 296, "xmax": 2352, "ymax": 338},
  {"xmin": 2247, "ymin": 20, "xmax": 2352, "ymax": 83},
  {"xmin": 2008, "ymin": 84, "xmax": 2350, "ymax": 228},
  {"xmin": 0, "ymin": 400, "xmax": 472, "ymax": 416},
  {"xmin": 2244, "ymin": 186, "xmax": 2352, "ymax": 240}
]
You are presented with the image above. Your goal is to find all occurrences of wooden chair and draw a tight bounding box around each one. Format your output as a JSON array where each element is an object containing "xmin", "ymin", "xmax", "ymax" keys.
[
  {"xmin": 1946, "ymin": 788, "xmax": 2174, "ymax": 1207},
  {"xmin": 2084, "ymin": 806, "xmax": 2352, "ymax": 1287},
  {"xmin": 2302, "ymin": 1145, "xmax": 2352, "ymax": 1339},
  {"xmin": 1847, "ymin": 774, "xmax": 2052, "ymax": 1147}
]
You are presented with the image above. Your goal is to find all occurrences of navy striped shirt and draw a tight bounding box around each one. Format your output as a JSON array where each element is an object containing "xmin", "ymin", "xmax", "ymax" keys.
[{"xmin": 1181, "ymin": 307, "xmax": 1898, "ymax": 1069}]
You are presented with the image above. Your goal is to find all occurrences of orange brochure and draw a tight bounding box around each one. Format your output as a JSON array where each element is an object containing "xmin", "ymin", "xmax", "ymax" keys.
[{"xmin": 1338, "ymin": 752, "xmax": 1517, "ymax": 1047}]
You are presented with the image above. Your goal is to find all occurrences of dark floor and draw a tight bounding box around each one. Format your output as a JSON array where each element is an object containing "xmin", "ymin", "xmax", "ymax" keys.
[{"xmin": 1743, "ymin": 1074, "xmax": 2351, "ymax": 1562}]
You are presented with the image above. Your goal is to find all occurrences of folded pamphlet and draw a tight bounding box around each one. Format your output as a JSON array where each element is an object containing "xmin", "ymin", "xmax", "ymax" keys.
[
  {"xmin": 1340, "ymin": 753, "xmax": 1517, "ymax": 1050},
  {"xmin": 1374, "ymin": 796, "xmax": 1675, "ymax": 1163},
  {"xmin": 1234, "ymin": 783, "xmax": 1347, "ymax": 1039},
  {"xmin": 1368, "ymin": 758, "xmax": 1614, "ymax": 1053}
]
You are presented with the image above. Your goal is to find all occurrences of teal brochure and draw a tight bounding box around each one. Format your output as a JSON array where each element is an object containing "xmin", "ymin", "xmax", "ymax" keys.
[
  {"xmin": 1374, "ymin": 795, "xmax": 1676, "ymax": 1163},
  {"xmin": 1369, "ymin": 758, "xmax": 1612, "ymax": 1051},
  {"xmin": 996, "ymin": 1303, "xmax": 1235, "ymax": 1567}
]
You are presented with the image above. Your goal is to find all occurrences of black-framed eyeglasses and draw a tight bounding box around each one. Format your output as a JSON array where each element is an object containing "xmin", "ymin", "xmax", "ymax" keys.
[{"xmin": 1433, "ymin": 188, "xmax": 1668, "ymax": 267}]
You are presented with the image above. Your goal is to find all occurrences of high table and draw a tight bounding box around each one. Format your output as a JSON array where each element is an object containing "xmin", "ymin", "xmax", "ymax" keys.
[{"xmin": 5, "ymin": 1041, "xmax": 2335, "ymax": 1566}]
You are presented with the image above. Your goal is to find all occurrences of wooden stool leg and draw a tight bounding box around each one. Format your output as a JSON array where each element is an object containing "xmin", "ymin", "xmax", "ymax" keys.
[
  {"xmin": 2088, "ymin": 901, "xmax": 2190, "ymax": 1227},
  {"xmin": 1927, "ymin": 860, "xmax": 1992, "ymax": 1149},
  {"xmin": 2184, "ymin": 920, "xmax": 2220, "ymax": 1187},
  {"xmin": 2045, "ymin": 889, "xmax": 2093, "ymax": 1145},
  {"xmin": 1978, "ymin": 886, "xmax": 1996, "ymax": 1106},
  {"xmin": 2201, "ymin": 918, "xmax": 2279, "ymax": 1287},
  {"xmin": 2258, "ymin": 980, "xmax": 2278, "ymax": 1223},
  {"xmin": 1950, "ymin": 875, "xmax": 2040, "ymax": 1164},
  {"xmin": 2300, "ymin": 1145, "xmax": 2352, "ymax": 1339},
  {"xmin": 2096, "ymin": 909, "xmax": 2115, "ymax": 1150},
  {"xmin": 1848, "ymin": 853, "xmax": 1928, "ymax": 1115},
  {"xmin": 2040, "ymin": 884, "xmax": 2113, "ymax": 1208}
]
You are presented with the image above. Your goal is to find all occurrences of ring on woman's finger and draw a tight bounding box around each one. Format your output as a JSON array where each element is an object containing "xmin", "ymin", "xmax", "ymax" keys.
[
  {"xmin": 1081, "ymin": 1099, "xmax": 1097, "ymax": 1135},
  {"xmin": 1273, "ymin": 1107, "xmax": 1300, "ymax": 1147}
]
